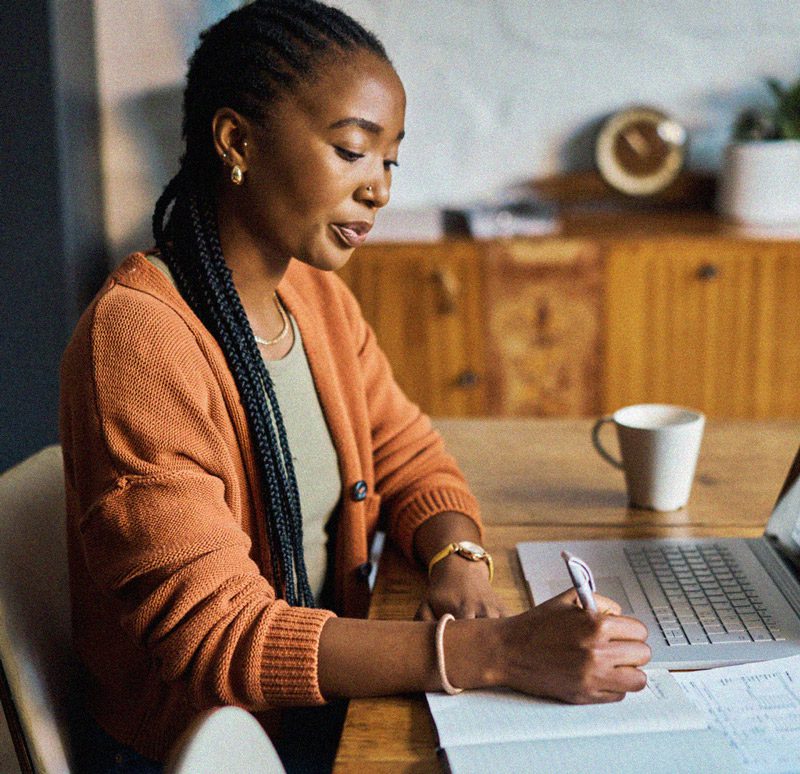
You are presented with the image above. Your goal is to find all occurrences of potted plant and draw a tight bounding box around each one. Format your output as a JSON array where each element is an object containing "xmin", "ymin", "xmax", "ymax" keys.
[{"xmin": 717, "ymin": 75, "xmax": 800, "ymax": 227}]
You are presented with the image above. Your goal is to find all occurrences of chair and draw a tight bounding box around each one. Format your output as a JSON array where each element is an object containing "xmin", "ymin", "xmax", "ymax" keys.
[
  {"xmin": 0, "ymin": 449, "xmax": 285, "ymax": 774},
  {"xmin": 165, "ymin": 706, "xmax": 285, "ymax": 774},
  {"xmin": 0, "ymin": 446, "xmax": 74, "ymax": 773}
]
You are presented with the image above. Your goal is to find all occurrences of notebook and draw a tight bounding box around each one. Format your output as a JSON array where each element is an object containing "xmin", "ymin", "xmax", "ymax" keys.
[
  {"xmin": 426, "ymin": 655, "xmax": 800, "ymax": 774},
  {"xmin": 518, "ymin": 445, "xmax": 800, "ymax": 668}
]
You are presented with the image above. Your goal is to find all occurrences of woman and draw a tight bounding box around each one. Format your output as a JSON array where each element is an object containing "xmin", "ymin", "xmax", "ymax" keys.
[{"xmin": 60, "ymin": 1, "xmax": 650, "ymax": 771}]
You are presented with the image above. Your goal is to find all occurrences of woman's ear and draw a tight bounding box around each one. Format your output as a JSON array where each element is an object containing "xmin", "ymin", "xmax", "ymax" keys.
[{"xmin": 212, "ymin": 108, "xmax": 251, "ymax": 170}]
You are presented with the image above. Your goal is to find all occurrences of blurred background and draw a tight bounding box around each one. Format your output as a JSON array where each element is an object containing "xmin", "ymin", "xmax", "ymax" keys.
[
  {"xmin": 96, "ymin": 0, "xmax": 800, "ymax": 257},
  {"xmin": 3, "ymin": 0, "xmax": 800, "ymax": 472}
]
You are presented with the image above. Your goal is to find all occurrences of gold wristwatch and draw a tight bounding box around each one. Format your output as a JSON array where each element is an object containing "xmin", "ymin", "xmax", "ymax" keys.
[{"xmin": 428, "ymin": 540, "xmax": 494, "ymax": 582}]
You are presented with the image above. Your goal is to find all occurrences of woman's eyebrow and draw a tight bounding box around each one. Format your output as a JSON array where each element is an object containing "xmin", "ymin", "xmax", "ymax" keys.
[{"xmin": 328, "ymin": 116, "xmax": 405, "ymax": 140}]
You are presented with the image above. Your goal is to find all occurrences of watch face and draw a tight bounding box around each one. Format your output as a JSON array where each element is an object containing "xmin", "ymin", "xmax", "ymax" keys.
[
  {"xmin": 595, "ymin": 106, "xmax": 687, "ymax": 196},
  {"xmin": 457, "ymin": 541, "xmax": 486, "ymax": 560}
]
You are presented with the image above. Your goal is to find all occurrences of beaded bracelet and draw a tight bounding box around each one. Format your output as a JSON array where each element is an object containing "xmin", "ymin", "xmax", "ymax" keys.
[{"xmin": 435, "ymin": 613, "xmax": 463, "ymax": 695}]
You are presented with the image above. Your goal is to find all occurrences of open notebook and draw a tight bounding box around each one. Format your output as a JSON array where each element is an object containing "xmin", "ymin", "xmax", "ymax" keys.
[{"xmin": 427, "ymin": 655, "xmax": 800, "ymax": 774}]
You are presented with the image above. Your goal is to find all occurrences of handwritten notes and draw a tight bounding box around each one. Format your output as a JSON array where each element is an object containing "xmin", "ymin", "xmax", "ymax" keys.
[{"xmin": 674, "ymin": 654, "xmax": 800, "ymax": 773}]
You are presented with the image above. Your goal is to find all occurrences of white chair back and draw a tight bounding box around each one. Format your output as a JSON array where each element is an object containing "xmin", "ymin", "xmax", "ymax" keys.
[
  {"xmin": 166, "ymin": 706, "xmax": 285, "ymax": 774},
  {"xmin": 0, "ymin": 446, "xmax": 74, "ymax": 773}
]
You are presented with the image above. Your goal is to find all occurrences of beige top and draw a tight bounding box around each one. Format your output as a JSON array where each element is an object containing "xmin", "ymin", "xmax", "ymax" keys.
[
  {"xmin": 145, "ymin": 254, "xmax": 340, "ymax": 599},
  {"xmin": 263, "ymin": 313, "xmax": 341, "ymax": 598}
]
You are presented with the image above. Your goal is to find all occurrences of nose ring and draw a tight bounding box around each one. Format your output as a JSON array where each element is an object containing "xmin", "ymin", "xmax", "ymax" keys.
[{"xmin": 366, "ymin": 186, "xmax": 373, "ymax": 193}]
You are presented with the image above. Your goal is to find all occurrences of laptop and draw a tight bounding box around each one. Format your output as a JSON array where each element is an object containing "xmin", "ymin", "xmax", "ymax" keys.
[{"xmin": 518, "ymin": 445, "xmax": 800, "ymax": 669}]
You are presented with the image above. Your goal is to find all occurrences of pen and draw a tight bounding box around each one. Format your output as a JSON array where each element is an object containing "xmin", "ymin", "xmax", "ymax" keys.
[{"xmin": 561, "ymin": 550, "xmax": 598, "ymax": 613}]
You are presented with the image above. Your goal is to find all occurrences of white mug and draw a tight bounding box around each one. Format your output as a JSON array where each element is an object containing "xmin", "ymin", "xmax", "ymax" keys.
[{"xmin": 592, "ymin": 403, "xmax": 705, "ymax": 511}]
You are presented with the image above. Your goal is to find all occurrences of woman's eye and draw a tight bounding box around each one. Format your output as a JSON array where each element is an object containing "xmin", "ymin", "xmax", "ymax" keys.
[
  {"xmin": 384, "ymin": 159, "xmax": 399, "ymax": 171},
  {"xmin": 335, "ymin": 147, "xmax": 364, "ymax": 162}
]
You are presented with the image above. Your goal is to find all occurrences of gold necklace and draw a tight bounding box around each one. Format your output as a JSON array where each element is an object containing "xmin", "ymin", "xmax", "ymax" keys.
[{"xmin": 254, "ymin": 293, "xmax": 290, "ymax": 347}]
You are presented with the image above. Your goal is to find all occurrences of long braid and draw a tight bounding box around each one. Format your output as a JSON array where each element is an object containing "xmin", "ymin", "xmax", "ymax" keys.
[{"xmin": 153, "ymin": 0, "xmax": 389, "ymax": 606}]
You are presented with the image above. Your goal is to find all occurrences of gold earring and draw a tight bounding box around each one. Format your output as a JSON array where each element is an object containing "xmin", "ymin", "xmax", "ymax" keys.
[{"xmin": 230, "ymin": 165, "xmax": 244, "ymax": 185}]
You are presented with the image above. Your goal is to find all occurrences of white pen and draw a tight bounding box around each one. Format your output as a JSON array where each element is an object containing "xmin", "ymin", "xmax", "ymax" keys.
[{"xmin": 561, "ymin": 550, "xmax": 598, "ymax": 613}]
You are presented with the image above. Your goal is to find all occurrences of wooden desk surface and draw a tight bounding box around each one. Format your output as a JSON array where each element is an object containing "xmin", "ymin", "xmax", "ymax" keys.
[{"xmin": 333, "ymin": 418, "xmax": 800, "ymax": 773}]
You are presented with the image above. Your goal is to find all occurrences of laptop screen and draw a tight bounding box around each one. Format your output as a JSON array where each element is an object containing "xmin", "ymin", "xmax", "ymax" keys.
[{"xmin": 765, "ymin": 446, "xmax": 800, "ymax": 565}]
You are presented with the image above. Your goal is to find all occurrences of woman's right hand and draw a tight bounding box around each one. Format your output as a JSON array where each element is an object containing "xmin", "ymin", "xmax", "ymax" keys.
[
  {"xmin": 497, "ymin": 589, "xmax": 651, "ymax": 704},
  {"xmin": 319, "ymin": 589, "xmax": 650, "ymax": 702}
]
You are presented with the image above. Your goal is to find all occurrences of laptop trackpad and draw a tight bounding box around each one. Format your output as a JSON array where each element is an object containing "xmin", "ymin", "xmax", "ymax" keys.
[{"xmin": 547, "ymin": 576, "xmax": 635, "ymax": 617}]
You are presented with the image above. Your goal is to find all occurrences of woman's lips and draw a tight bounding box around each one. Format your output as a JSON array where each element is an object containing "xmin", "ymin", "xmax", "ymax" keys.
[{"xmin": 331, "ymin": 221, "xmax": 372, "ymax": 248}]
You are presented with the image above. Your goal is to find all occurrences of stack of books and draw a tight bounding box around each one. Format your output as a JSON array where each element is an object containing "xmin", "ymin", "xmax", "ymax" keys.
[{"xmin": 443, "ymin": 197, "xmax": 560, "ymax": 239}]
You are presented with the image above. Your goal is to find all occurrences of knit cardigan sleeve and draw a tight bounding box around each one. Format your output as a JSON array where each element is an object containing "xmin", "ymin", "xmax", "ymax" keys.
[
  {"xmin": 65, "ymin": 283, "xmax": 333, "ymax": 711},
  {"xmin": 335, "ymin": 277, "xmax": 483, "ymax": 562}
]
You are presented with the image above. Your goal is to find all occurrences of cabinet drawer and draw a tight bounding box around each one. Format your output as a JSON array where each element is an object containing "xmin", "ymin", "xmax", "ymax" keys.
[
  {"xmin": 604, "ymin": 239, "xmax": 800, "ymax": 417},
  {"xmin": 339, "ymin": 241, "xmax": 486, "ymax": 416}
]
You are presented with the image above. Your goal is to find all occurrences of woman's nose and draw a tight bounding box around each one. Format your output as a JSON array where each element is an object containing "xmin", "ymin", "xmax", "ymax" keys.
[{"xmin": 359, "ymin": 173, "xmax": 391, "ymax": 209}]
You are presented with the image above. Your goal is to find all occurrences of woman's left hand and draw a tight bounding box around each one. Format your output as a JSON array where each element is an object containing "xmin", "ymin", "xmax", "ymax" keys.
[{"xmin": 415, "ymin": 555, "xmax": 506, "ymax": 620}]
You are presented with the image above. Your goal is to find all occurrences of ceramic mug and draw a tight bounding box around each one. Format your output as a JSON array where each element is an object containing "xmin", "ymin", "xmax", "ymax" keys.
[{"xmin": 592, "ymin": 403, "xmax": 705, "ymax": 511}]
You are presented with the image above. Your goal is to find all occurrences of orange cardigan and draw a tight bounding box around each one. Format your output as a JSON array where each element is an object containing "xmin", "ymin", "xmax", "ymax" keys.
[{"xmin": 59, "ymin": 253, "xmax": 481, "ymax": 760}]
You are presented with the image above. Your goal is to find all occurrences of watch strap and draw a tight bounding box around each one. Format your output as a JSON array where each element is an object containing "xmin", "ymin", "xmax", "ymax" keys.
[
  {"xmin": 427, "ymin": 541, "xmax": 494, "ymax": 583},
  {"xmin": 428, "ymin": 543, "xmax": 460, "ymax": 577}
]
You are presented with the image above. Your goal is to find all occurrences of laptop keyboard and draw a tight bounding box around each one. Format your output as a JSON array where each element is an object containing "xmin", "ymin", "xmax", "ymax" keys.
[{"xmin": 624, "ymin": 544, "xmax": 785, "ymax": 646}]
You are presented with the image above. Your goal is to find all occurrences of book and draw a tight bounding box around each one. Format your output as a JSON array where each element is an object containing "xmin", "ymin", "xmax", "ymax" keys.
[{"xmin": 426, "ymin": 657, "xmax": 800, "ymax": 773}]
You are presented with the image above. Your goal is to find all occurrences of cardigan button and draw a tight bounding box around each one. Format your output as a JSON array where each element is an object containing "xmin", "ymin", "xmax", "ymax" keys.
[
  {"xmin": 350, "ymin": 480, "xmax": 368, "ymax": 502},
  {"xmin": 357, "ymin": 561, "xmax": 373, "ymax": 579}
]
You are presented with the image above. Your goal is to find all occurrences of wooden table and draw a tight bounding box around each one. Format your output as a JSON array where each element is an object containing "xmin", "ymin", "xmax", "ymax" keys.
[{"xmin": 333, "ymin": 418, "xmax": 800, "ymax": 773}]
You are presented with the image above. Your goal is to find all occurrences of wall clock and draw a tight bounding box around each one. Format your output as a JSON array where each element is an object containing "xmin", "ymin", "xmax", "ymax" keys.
[{"xmin": 595, "ymin": 106, "xmax": 688, "ymax": 197}]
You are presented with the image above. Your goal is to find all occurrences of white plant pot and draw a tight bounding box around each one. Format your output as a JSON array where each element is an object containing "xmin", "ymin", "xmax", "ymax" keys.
[{"xmin": 717, "ymin": 140, "xmax": 800, "ymax": 227}]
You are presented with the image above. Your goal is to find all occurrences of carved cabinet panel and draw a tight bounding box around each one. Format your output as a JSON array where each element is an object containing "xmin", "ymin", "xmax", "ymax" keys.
[{"xmin": 482, "ymin": 239, "xmax": 603, "ymax": 416}]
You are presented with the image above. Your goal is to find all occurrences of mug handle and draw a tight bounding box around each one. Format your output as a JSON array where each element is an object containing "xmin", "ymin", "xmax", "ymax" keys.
[{"xmin": 591, "ymin": 416, "xmax": 625, "ymax": 470}]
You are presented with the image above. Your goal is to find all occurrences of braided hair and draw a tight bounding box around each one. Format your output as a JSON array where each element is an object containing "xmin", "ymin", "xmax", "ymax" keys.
[{"xmin": 152, "ymin": 0, "xmax": 389, "ymax": 607}]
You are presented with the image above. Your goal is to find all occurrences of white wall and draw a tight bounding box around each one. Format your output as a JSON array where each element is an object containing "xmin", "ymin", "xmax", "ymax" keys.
[{"xmin": 95, "ymin": 0, "xmax": 800, "ymax": 259}]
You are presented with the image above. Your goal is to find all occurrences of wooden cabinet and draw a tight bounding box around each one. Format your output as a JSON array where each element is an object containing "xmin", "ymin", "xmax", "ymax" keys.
[
  {"xmin": 604, "ymin": 238, "xmax": 800, "ymax": 417},
  {"xmin": 337, "ymin": 241, "xmax": 487, "ymax": 416},
  {"xmin": 338, "ymin": 220, "xmax": 800, "ymax": 419},
  {"xmin": 339, "ymin": 238, "xmax": 603, "ymax": 417}
]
